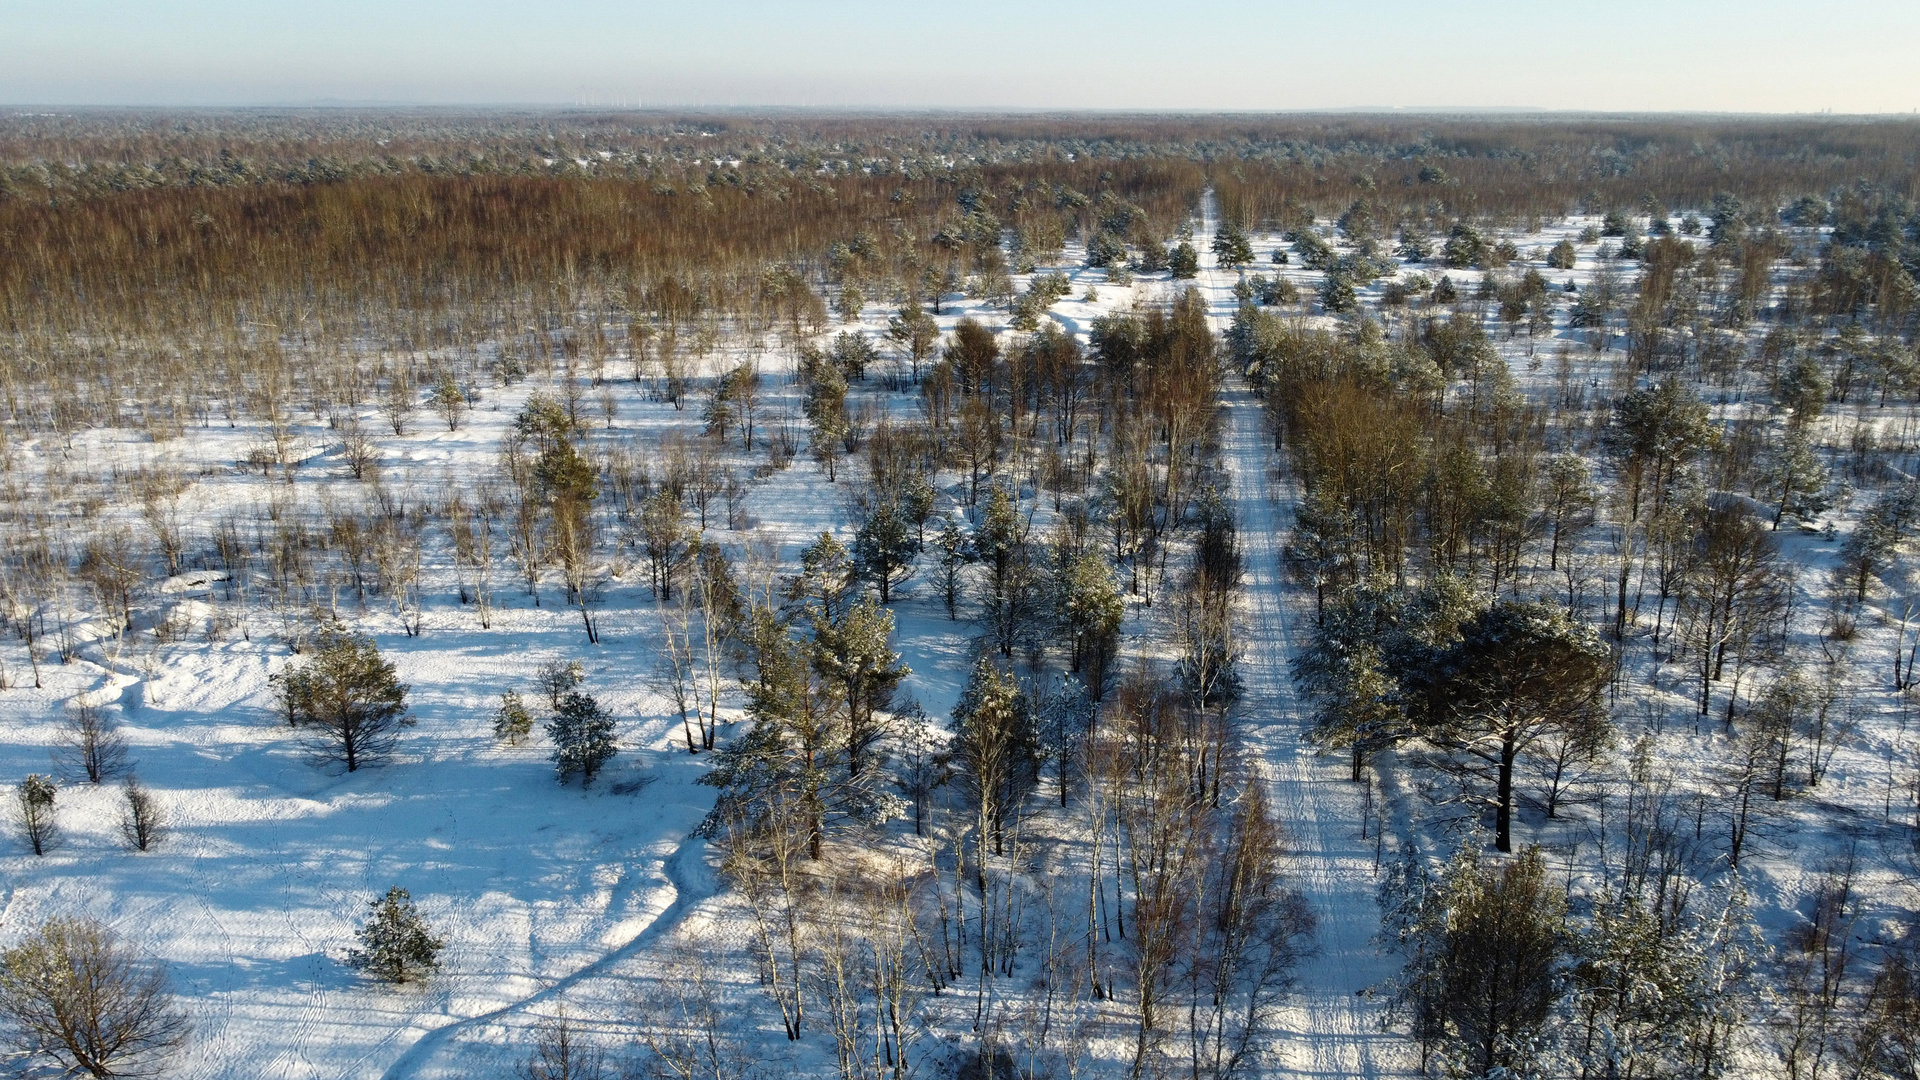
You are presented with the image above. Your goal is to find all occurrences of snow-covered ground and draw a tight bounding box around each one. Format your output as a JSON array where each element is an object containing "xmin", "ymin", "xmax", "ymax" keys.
[{"xmin": 2, "ymin": 188, "xmax": 1912, "ymax": 1078}]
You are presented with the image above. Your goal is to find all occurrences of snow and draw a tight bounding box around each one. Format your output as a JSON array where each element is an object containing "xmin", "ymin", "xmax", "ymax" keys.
[{"xmin": 0, "ymin": 187, "xmax": 1910, "ymax": 1078}]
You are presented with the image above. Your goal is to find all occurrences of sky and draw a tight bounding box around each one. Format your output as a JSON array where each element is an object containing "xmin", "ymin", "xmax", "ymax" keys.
[{"xmin": 3, "ymin": 0, "xmax": 1917, "ymax": 113}]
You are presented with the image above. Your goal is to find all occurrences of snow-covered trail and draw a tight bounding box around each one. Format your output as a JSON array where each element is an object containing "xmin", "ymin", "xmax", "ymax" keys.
[
  {"xmin": 376, "ymin": 832, "xmax": 717, "ymax": 1080},
  {"xmin": 1194, "ymin": 193, "xmax": 1411, "ymax": 1077}
]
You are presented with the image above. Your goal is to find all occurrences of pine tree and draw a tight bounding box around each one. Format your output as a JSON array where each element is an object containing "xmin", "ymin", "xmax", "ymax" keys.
[
  {"xmin": 1444, "ymin": 222, "xmax": 1487, "ymax": 269},
  {"xmin": 789, "ymin": 532, "xmax": 856, "ymax": 624},
  {"xmin": 1566, "ymin": 887, "xmax": 1761, "ymax": 1080},
  {"xmin": 809, "ymin": 594, "xmax": 909, "ymax": 780},
  {"xmin": 803, "ymin": 356, "xmax": 849, "ymax": 481},
  {"xmin": 430, "ymin": 371, "xmax": 467, "ymax": 431},
  {"xmin": 1386, "ymin": 841, "xmax": 1564, "ymax": 1077},
  {"xmin": 1417, "ymin": 600, "xmax": 1611, "ymax": 852},
  {"xmin": 885, "ymin": 305, "xmax": 939, "ymax": 382},
  {"xmin": 852, "ymin": 503, "xmax": 921, "ymax": 603},
  {"xmin": 345, "ymin": 887, "xmax": 445, "ymax": 984},
  {"xmin": 493, "ymin": 689, "xmax": 533, "ymax": 745},
  {"xmin": 16, "ymin": 774, "xmax": 56, "ymax": 856},
  {"xmin": 1134, "ymin": 236, "xmax": 1170, "ymax": 273},
  {"xmin": 1168, "ymin": 241, "xmax": 1200, "ymax": 279},
  {"xmin": 1319, "ymin": 271, "xmax": 1357, "ymax": 313},
  {"xmin": 934, "ymin": 517, "xmax": 971, "ymax": 620},
  {"xmin": 535, "ymin": 660, "xmax": 585, "ymax": 709},
  {"xmin": 951, "ymin": 657, "xmax": 1038, "ymax": 857},
  {"xmin": 1052, "ymin": 547, "xmax": 1122, "ymax": 684},
  {"xmin": 1761, "ymin": 426, "xmax": 1831, "ymax": 528},
  {"xmin": 277, "ymin": 626, "xmax": 410, "ymax": 772},
  {"xmin": 1211, "ymin": 222, "xmax": 1254, "ymax": 269},
  {"xmin": 698, "ymin": 622, "xmax": 895, "ymax": 858},
  {"xmin": 547, "ymin": 692, "xmax": 617, "ymax": 786}
]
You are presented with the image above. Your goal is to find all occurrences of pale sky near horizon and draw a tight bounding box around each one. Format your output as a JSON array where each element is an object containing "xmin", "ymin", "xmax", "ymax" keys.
[{"xmin": 3, "ymin": 0, "xmax": 1916, "ymax": 113}]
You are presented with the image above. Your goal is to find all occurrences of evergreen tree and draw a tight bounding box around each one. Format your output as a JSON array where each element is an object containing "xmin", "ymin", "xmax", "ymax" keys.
[
  {"xmin": 789, "ymin": 532, "xmax": 857, "ymax": 625},
  {"xmin": 829, "ymin": 331, "xmax": 877, "ymax": 380},
  {"xmin": 975, "ymin": 485, "xmax": 1023, "ymax": 602},
  {"xmin": 934, "ymin": 516, "xmax": 972, "ymax": 620},
  {"xmin": 951, "ymin": 657, "xmax": 1038, "ymax": 857},
  {"xmin": 535, "ymin": 659, "xmax": 586, "ymax": 710},
  {"xmin": 808, "ymin": 594, "xmax": 908, "ymax": 780},
  {"xmin": 699, "ymin": 623, "xmax": 895, "ymax": 858},
  {"xmin": 276, "ymin": 626, "xmax": 410, "ymax": 772},
  {"xmin": 1168, "ymin": 241, "xmax": 1200, "ymax": 279},
  {"xmin": 493, "ymin": 689, "xmax": 533, "ymax": 745},
  {"xmin": 885, "ymin": 305, "xmax": 939, "ymax": 382},
  {"xmin": 1386, "ymin": 842, "xmax": 1565, "ymax": 1077},
  {"xmin": 1293, "ymin": 229, "xmax": 1335, "ymax": 269},
  {"xmin": 16, "ymin": 774, "xmax": 56, "ymax": 856},
  {"xmin": 1086, "ymin": 230, "xmax": 1128, "ymax": 268},
  {"xmin": 1416, "ymin": 600, "xmax": 1611, "ymax": 852},
  {"xmin": 1761, "ymin": 427, "xmax": 1831, "ymax": 528},
  {"xmin": 1211, "ymin": 222, "xmax": 1255, "ymax": 269},
  {"xmin": 1319, "ymin": 271, "xmax": 1357, "ymax": 313},
  {"xmin": 1605, "ymin": 379, "xmax": 1718, "ymax": 522},
  {"xmin": 345, "ymin": 887, "xmax": 445, "ymax": 984},
  {"xmin": 852, "ymin": 503, "xmax": 921, "ymax": 602},
  {"xmin": 1776, "ymin": 355, "xmax": 1831, "ymax": 429},
  {"xmin": 803, "ymin": 357, "xmax": 849, "ymax": 481},
  {"xmin": 1564, "ymin": 887, "xmax": 1761, "ymax": 1080},
  {"xmin": 1133, "ymin": 235, "xmax": 1170, "ymax": 273},
  {"xmin": 547, "ymin": 692, "xmax": 617, "ymax": 786},
  {"xmin": 1444, "ymin": 222, "xmax": 1487, "ymax": 269},
  {"xmin": 1052, "ymin": 547, "xmax": 1123, "ymax": 685}
]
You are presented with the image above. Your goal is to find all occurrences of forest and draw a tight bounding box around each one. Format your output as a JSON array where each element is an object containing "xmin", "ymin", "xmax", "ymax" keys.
[{"xmin": 0, "ymin": 108, "xmax": 1919, "ymax": 1080}]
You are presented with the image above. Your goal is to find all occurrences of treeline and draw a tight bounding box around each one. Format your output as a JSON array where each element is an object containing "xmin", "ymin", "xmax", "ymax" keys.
[
  {"xmin": 0, "ymin": 159, "xmax": 1202, "ymax": 436},
  {"xmin": 1214, "ymin": 116, "xmax": 1920, "ymax": 227},
  {"xmin": 8, "ymin": 111, "xmax": 1918, "ymax": 207}
]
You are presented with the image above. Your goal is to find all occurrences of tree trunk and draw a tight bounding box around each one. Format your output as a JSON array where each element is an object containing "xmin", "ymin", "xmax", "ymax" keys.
[{"xmin": 1496, "ymin": 732, "xmax": 1517, "ymax": 853}]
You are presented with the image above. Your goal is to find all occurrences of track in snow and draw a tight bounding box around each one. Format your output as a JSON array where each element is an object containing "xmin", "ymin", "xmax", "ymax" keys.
[
  {"xmin": 1193, "ymin": 193, "xmax": 1412, "ymax": 1078},
  {"xmin": 375, "ymin": 832, "xmax": 716, "ymax": 1080}
]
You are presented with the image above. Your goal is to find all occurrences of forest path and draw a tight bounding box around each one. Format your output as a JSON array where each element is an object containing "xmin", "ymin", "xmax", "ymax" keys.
[{"xmin": 1196, "ymin": 192, "xmax": 1412, "ymax": 1078}]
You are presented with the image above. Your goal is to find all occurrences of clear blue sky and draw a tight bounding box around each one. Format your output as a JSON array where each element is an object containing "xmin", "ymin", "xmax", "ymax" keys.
[{"xmin": 3, "ymin": 0, "xmax": 1916, "ymax": 112}]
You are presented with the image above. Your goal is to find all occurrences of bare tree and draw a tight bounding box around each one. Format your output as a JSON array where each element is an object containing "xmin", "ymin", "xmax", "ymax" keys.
[
  {"xmin": 653, "ymin": 600, "xmax": 705, "ymax": 753},
  {"xmin": 55, "ymin": 701, "xmax": 130, "ymax": 784},
  {"xmin": 338, "ymin": 412, "xmax": 379, "ymax": 481},
  {"xmin": 632, "ymin": 934, "xmax": 754, "ymax": 1080},
  {"xmin": 518, "ymin": 1005, "xmax": 606, "ymax": 1080},
  {"xmin": 383, "ymin": 372, "xmax": 416, "ymax": 435},
  {"xmin": 135, "ymin": 467, "xmax": 188, "ymax": 578},
  {"xmin": 119, "ymin": 775, "xmax": 165, "ymax": 851},
  {"xmin": 0, "ymin": 915, "xmax": 190, "ymax": 1079}
]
